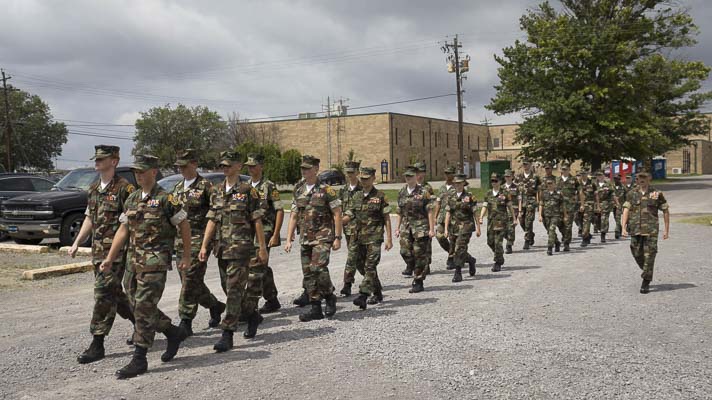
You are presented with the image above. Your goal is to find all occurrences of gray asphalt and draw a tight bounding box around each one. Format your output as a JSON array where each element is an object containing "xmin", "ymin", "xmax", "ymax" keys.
[{"xmin": 0, "ymin": 176, "xmax": 710, "ymax": 399}]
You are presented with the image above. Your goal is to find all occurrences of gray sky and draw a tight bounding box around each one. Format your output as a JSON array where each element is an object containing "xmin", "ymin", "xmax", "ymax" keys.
[{"xmin": 2, "ymin": 0, "xmax": 711, "ymax": 169}]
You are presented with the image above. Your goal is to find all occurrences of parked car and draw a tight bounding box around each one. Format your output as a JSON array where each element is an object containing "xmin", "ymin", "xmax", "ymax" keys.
[
  {"xmin": 157, "ymin": 172, "xmax": 249, "ymax": 191},
  {"xmin": 0, "ymin": 167, "xmax": 161, "ymax": 246},
  {"xmin": 318, "ymin": 169, "xmax": 346, "ymax": 186},
  {"xmin": 0, "ymin": 174, "xmax": 56, "ymax": 241}
]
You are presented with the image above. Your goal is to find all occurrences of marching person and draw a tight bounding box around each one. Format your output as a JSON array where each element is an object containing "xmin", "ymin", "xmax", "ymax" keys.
[
  {"xmin": 502, "ymin": 169, "xmax": 521, "ymax": 254},
  {"xmin": 339, "ymin": 160, "xmax": 363, "ymax": 297},
  {"xmin": 556, "ymin": 162, "xmax": 579, "ymax": 251},
  {"xmin": 480, "ymin": 173, "xmax": 516, "ymax": 272},
  {"xmin": 444, "ymin": 174, "xmax": 481, "ymax": 282},
  {"xmin": 433, "ymin": 166, "xmax": 457, "ymax": 268},
  {"xmin": 539, "ymin": 177, "xmax": 565, "ymax": 256},
  {"xmin": 515, "ymin": 158, "xmax": 540, "ymax": 249}
]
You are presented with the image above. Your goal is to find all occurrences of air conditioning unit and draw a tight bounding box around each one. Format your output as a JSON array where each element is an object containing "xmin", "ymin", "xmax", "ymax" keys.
[{"xmin": 671, "ymin": 168, "xmax": 682, "ymax": 174}]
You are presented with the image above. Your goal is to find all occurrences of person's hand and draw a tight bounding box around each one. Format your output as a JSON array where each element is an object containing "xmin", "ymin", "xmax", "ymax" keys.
[
  {"xmin": 384, "ymin": 239, "xmax": 393, "ymax": 251},
  {"xmin": 394, "ymin": 228, "xmax": 400, "ymax": 238},
  {"xmin": 178, "ymin": 260, "xmax": 189, "ymax": 271},
  {"xmin": 258, "ymin": 247, "xmax": 269, "ymax": 263},
  {"xmin": 476, "ymin": 227, "xmax": 481, "ymax": 237},
  {"xmin": 513, "ymin": 218, "xmax": 518, "ymax": 226},
  {"xmin": 332, "ymin": 238, "xmax": 341, "ymax": 251},
  {"xmin": 663, "ymin": 232, "xmax": 669, "ymax": 240},
  {"xmin": 428, "ymin": 229, "xmax": 435, "ymax": 238},
  {"xmin": 99, "ymin": 259, "xmax": 112, "ymax": 273},
  {"xmin": 621, "ymin": 228, "xmax": 628, "ymax": 238},
  {"xmin": 268, "ymin": 235, "xmax": 280, "ymax": 248},
  {"xmin": 579, "ymin": 206, "xmax": 584, "ymax": 212},
  {"xmin": 284, "ymin": 240, "xmax": 293, "ymax": 253},
  {"xmin": 478, "ymin": 218, "xmax": 483, "ymax": 225},
  {"xmin": 444, "ymin": 229, "xmax": 449, "ymax": 238},
  {"xmin": 538, "ymin": 216, "xmax": 543, "ymax": 223},
  {"xmin": 68, "ymin": 243, "xmax": 79, "ymax": 258},
  {"xmin": 199, "ymin": 247, "xmax": 209, "ymax": 262}
]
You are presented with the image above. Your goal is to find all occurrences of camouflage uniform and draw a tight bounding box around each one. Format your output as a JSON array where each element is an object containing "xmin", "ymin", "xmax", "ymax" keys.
[
  {"xmin": 482, "ymin": 179, "xmax": 513, "ymax": 267},
  {"xmin": 293, "ymin": 180, "xmax": 341, "ymax": 300},
  {"xmin": 340, "ymin": 170, "xmax": 364, "ymax": 287},
  {"xmin": 623, "ymin": 187, "xmax": 669, "ymax": 281},
  {"xmin": 171, "ymin": 173, "xmax": 221, "ymax": 321},
  {"xmin": 343, "ymin": 181, "xmax": 390, "ymax": 296},
  {"xmin": 501, "ymin": 177, "xmax": 520, "ymax": 248},
  {"xmin": 248, "ymin": 176, "xmax": 283, "ymax": 303},
  {"xmin": 613, "ymin": 179, "xmax": 626, "ymax": 237},
  {"xmin": 515, "ymin": 169, "xmax": 540, "ymax": 246},
  {"xmin": 579, "ymin": 176, "xmax": 598, "ymax": 244},
  {"xmin": 435, "ymin": 182, "xmax": 456, "ymax": 260},
  {"xmin": 121, "ymin": 184, "xmax": 186, "ymax": 348},
  {"xmin": 556, "ymin": 172, "xmax": 580, "ymax": 246},
  {"xmin": 595, "ymin": 179, "xmax": 616, "ymax": 235},
  {"xmin": 207, "ymin": 178, "xmax": 264, "ymax": 331},
  {"xmin": 396, "ymin": 182, "xmax": 432, "ymax": 282},
  {"xmin": 446, "ymin": 189, "xmax": 478, "ymax": 270},
  {"xmin": 86, "ymin": 174, "xmax": 135, "ymax": 336},
  {"xmin": 540, "ymin": 189, "xmax": 564, "ymax": 248}
]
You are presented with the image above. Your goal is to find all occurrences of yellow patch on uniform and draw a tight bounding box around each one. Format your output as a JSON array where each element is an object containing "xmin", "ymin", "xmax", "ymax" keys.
[
  {"xmin": 250, "ymin": 188, "xmax": 259, "ymax": 199},
  {"xmin": 126, "ymin": 184, "xmax": 135, "ymax": 193},
  {"xmin": 326, "ymin": 186, "xmax": 336, "ymax": 197},
  {"xmin": 271, "ymin": 190, "xmax": 281, "ymax": 201},
  {"xmin": 168, "ymin": 194, "xmax": 180, "ymax": 206}
]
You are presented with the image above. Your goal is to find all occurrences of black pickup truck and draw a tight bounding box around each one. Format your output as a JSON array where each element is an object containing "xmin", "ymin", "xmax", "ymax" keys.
[{"xmin": 0, "ymin": 167, "xmax": 161, "ymax": 246}]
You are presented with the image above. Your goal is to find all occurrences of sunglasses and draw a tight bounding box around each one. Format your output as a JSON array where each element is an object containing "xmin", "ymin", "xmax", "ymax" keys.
[{"xmin": 491, "ymin": 180, "xmax": 499, "ymax": 183}]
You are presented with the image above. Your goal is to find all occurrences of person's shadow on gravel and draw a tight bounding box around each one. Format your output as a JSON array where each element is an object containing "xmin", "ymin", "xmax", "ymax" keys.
[
  {"xmin": 149, "ymin": 348, "xmax": 272, "ymax": 373},
  {"xmin": 240, "ymin": 326, "xmax": 338, "ymax": 349},
  {"xmin": 425, "ymin": 284, "xmax": 474, "ymax": 292},
  {"xmin": 651, "ymin": 283, "xmax": 697, "ymax": 292},
  {"xmin": 501, "ymin": 265, "xmax": 541, "ymax": 271}
]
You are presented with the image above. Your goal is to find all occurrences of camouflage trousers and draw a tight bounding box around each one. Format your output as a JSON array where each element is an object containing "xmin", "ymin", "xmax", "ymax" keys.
[
  {"xmin": 132, "ymin": 271, "xmax": 173, "ymax": 349},
  {"xmin": 343, "ymin": 234, "xmax": 365, "ymax": 285},
  {"xmin": 506, "ymin": 209, "xmax": 518, "ymax": 245},
  {"xmin": 301, "ymin": 242, "xmax": 335, "ymax": 301},
  {"xmin": 575, "ymin": 206, "xmax": 583, "ymax": 233},
  {"xmin": 90, "ymin": 261, "xmax": 133, "ymax": 336},
  {"xmin": 613, "ymin": 206, "xmax": 623, "ymax": 235},
  {"xmin": 561, "ymin": 205, "xmax": 578, "ymax": 244},
  {"xmin": 175, "ymin": 252, "xmax": 220, "ymax": 321},
  {"xmin": 519, "ymin": 200, "xmax": 537, "ymax": 243},
  {"xmin": 218, "ymin": 255, "xmax": 260, "ymax": 331},
  {"xmin": 630, "ymin": 234, "xmax": 658, "ymax": 281},
  {"xmin": 435, "ymin": 221, "xmax": 451, "ymax": 254},
  {"xmin": 123, "ymin": 264, "xmax": 137, "ymax": 310},
  {"xmin": 486, "ymin": 225, "xmax": 506, "ymax": 265},
  {"xmin": 246, "ymin": 232, "xmax": 278, "ymax": 303},
  {"xmin": 580, "ymin": 203, "xmax": 596, "ymax": 240},
  {"xmin": 542, "ymin": 215, "xmax": 563, "ymax": 247},
  {"xmin": 448, "ymin": 229, "xmax": 472, "ymax": 268},
  {"xmin": 594, "ymin": 204, "xmax": 613, "ymax": 233},
  {"xmin": 350, "ymin": 241, "xmax": 384, "ymax": 295},
  {"xmin": 399, "ymin": 228, "xmax": 430, "ymax": 280}
]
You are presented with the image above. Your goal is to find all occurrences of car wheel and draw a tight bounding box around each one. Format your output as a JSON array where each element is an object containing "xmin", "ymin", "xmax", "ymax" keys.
[
  {"xmin": 60, "ymin": 213, "xmax": 90, "ymax": 247},
  {"xmin": 14, "ymin": 238, "xmax": 43, "ymax": 245},
  {"xmin": 0, "ymin": 230, "xmax": 8, "ymax": 241}
]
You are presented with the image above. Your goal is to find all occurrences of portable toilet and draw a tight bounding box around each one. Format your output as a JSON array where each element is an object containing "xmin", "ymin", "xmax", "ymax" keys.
[
  {"xmin": 651, "ymin": 158, "xmax": 667, "ymax": 180},
  {"xmin": 480, "ymin": 160, "xmax": 511, "ymax": 189}
]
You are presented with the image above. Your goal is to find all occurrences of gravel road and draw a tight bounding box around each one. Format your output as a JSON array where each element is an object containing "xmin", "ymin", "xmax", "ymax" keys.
[{"xmin": 0, "ymin": 177, "xmax": 710, "ymax": 400}]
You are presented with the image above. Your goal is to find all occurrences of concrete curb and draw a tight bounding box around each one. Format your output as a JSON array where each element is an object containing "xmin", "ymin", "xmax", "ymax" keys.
[
  {"xmin": 58, "ymin": 246, "xmax": 92, "ymax": 256},
  {"xmin": 22, "ymin": 261, "xmax": 93, "ymax": 280},
  {"xmin": 0, "ymin": 243, "xmax": 49, "ymax": 254}
]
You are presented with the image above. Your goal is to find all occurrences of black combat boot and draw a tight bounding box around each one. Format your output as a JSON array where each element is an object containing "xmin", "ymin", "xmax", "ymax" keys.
[
  {"xmin": 179, "ymin": 319, "xmax": 193, "ymax": 337},
  {"xmin": 243, "ymin": 312, "xmax": 262, "ymax": 339},
  {"xmin": 324, "ymin": 294, "xmax": 337, "ymax": 317},
  {"xmin": 77, "ymin": 335, "xmax": 105, "ymax": 364},
  {"xmin": 401, "ymin": 266, "xmax": 414, "ymax": 277},
  {"xmin": 409, "ymin": 280, "xmax": 424, "ymax": 293},
  {"xmin": 601, "ymin": 233, "xmax": 606, "ymax": 243},
  {"xmin": 116, "ymin": 346, "xmax": 147, "ymax": 379},
  {"xmin": 213, "ymin": 330, "xmax": 234, "ymax": 352},
  {"xmin": 292, "ymin": 290, "xmax": 310, "ymax": 307},
  {"xmin": 563, "ymin": 243, "xmax": 570, "ymax": 252},
  {"xmin": 505, "ymin": 244, "xmax": 513, "ymax": 254},
  {"xmin": 491, "ymin": 263, "xmax": 502, "ymax": 272},
  {"xmin": 640, "ymin": 279, "xmax": 651, "ymax": 294},
  {"xmin": 126, "ymin": 337, "xmax": 134, "ymax": 346},
  {"xmin": 299, "ymin": 301, "xmax": 324, "ymax": 322},
  {"xmin": 446, "ymin": 258, "xmax": 456, "ymax": 270},
  {"xmin": 367, "ymin": 293, "xmax": 381, "ymax": 305},
  {"xmin": 615, "ymin": 230, "xmax": 621, "ymax": 239},
  {"xmin": 452, "ymin": 267, "xmax": 463, "ymax": 283},
  {"xmin": 468, "ymin": 255, "xmax": 477, "ymax": 277},
  {"xmin": 259, "ymin": 298, "xmax": 281, "ymax": 314},
  {"xmin": 523, "ymin": 241, "xmax": 530, "ymax": 250},
  {"xmin": 547, "ymin": 247, "xmax": 553, "ymax": 256},
  {"xmin": 580, "ymin": 236, "xmax": 589, "ymax": 247},
  {"xmin": 353, "ymin": 293, "xmax": 368, "ymax": 310},
  {"xmin": 208, "ymin": 301, "xmax": 226, "ymax": 328},
  {"xmin": 340, "ymin": 283, "xmax": 352, "ymax": 297},
  {"xmin": 578, "ymin": 229, "xmax": 582, "ymax": 237},
  {"xmin": 555, "ymin": 242, "xmax": 560, "ymax": 252},
  {"xmin": 161, "ymin": 324, "xmax": 188, "ymax": 362}
]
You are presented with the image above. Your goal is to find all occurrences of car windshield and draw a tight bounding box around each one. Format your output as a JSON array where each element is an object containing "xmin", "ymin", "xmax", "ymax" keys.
[
  {"xmin": 157, "ymin": 175, "xmax": 182, "ymax": 191},
  {"xmin": 54, "ymin": 169, "xmax": 99, "ymax": 191}
]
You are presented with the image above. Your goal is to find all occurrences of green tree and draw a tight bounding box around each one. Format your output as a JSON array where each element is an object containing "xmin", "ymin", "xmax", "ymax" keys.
[
  {"xmin": 0, "ymin": 86, "xmax": 67, "ymax": 171},
  {"xmin": 487, "ymin": 0, "xmax": 712, "ymax": 171},
  {"xmin": 133, "ymin": 104, "xmax": 226, "ymax": 169},
  {"xmin": 281, "ymin": 149, "xmax": 302, "ymax": 184}
]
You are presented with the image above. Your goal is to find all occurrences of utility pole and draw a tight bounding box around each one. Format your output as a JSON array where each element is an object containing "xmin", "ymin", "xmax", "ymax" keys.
[
  {"xmin": 323, "ymin": 96, "xmax": 332, "ymax": 167},
  {"xmin": 481, "ymin": 116, "xmax": 492, "ymax": 162},
  {"xmin": 441, "ymin": 35, "xmax": 470, "ymax": 172},
  {"xmin": 2, "ymin": 69, "xmax": 14, "ymax": 172}
]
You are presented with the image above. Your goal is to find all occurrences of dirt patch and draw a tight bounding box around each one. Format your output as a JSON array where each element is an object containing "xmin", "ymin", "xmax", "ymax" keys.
[{"xmin": 0, "ymin": 251, "xmax": 91, "ymax": 290}]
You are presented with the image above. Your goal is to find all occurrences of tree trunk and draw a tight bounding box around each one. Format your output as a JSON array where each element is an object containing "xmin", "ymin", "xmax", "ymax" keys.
[{"xmin": 590, "ymin": 156, "xmax": 602, "ymax": 173}]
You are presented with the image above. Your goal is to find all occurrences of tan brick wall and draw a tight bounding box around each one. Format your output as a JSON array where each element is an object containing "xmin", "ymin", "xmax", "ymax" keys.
[{"xmin": 665, "ymin": 140, "xmax": 712, "ymax": 175}]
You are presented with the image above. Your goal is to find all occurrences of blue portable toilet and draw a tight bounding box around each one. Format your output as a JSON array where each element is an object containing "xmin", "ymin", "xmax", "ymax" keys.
[{"xmin": 651, "ymin": 159, "xmax": 667, "ymax": 180}]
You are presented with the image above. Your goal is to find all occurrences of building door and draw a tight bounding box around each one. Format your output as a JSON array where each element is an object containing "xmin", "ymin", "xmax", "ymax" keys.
[{"xmin": 682, "ymin": 148, "xmax": 691, "ymax": 174}]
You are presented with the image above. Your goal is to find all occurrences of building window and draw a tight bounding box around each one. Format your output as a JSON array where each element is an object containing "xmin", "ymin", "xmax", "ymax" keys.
[
  {"xmin": 409, "ymin": 129, "xmax": 412, "ymax": 146},
  {"xmin": 435, "ymin": 132, "xmax": 438, "ymax": 147},
  {"xmin": 468, "ymin": 135, "xmax": 471, "ymax": 149},
  {"xmin": 435, "ymin": 159, "xmax": 438, "ymax": 175},
  {"xmin": 501, "ymin": 129, "xmax": 505, "ymax": 148},
  {"xmin": 493, "ymin": 138, "xmax": 500, "ymax": 148},
  {"xmin": 395, "ymin": 128, "xmax": 398, "ymax": 145},
  {"xmin": 477, "ymin": 136, "xmax": 480, "ymax": 150},
  {"xmin": 422, "ymin": 131, "xmax": 425, "ymax": 147},
  {"xmin": 396, "ymin": 158, "xmax": 399, "ymax": 176},
  {"xmin": 446, "ymin": 133, "xmax": 449, "ymax": 148}
]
